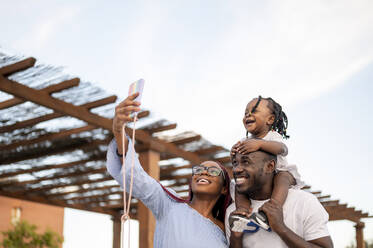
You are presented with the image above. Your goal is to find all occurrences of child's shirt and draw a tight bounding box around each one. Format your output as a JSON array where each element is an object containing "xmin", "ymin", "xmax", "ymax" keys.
[{"xmin": 245, "ymin": 131, "xmax": 304, "ymax": 188}]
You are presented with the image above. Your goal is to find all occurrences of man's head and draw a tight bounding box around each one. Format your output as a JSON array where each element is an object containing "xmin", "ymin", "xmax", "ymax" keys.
[{"xmin": 231, "ymin": 148, "xmax": 276, "ymax": 198}]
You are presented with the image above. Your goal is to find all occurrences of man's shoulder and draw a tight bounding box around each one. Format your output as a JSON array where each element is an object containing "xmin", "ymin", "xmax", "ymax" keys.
[{"xmin": 285, "ymin": 189, "xmax": 320, "ymax": 207}]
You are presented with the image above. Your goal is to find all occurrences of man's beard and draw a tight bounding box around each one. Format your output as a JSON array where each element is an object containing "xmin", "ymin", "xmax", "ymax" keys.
[{"xmin": 244, "ymin": 167, "xmax": 264, "ymax": 198}]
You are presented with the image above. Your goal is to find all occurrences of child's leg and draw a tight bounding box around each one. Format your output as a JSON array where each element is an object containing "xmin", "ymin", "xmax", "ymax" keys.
[
  {"xmin": 235, "ymin": 187, "xmax": 252, "ymax": 213},
  {"xmin": 272, "ymin": 171, "xmax": 296, "ymax": 206}
]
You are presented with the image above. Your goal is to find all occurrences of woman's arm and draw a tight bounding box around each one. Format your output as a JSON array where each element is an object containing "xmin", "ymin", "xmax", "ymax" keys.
[
  {"xmin": 107, "ymin": 137, "xmax": 171, "ymax": 219},
  {"xmin": 106, "ymin": 93, "xmax": 171, "ymax": 219}
]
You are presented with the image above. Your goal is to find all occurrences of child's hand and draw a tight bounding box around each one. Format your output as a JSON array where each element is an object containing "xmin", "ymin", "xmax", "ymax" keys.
[
  {"xmin": 230, "ymin": 141, "xmax": 241, "ymax": 157},
  {"xmin": 236, "ymin": 139, "xmax": 263, "ymax": 154},
  {"xmin": 235, "ymin": 207, "xmax": 253, "ymax": 216}
]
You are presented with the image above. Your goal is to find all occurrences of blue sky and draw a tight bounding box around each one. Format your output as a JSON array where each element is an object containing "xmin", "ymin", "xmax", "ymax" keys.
[{"xmin": 1, "ymin": 1, "xmax": 373, "ymax": 247}]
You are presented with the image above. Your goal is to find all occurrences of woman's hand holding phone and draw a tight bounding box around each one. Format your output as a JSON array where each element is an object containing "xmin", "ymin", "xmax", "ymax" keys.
[{"xmin": 113, "ymin": 93, "xmax": 141, "ymax": 155}]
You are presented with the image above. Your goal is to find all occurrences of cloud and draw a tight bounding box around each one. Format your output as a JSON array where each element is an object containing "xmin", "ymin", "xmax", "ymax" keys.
[
  {"xmin": 2, "ymin": 0, "xmax": 372, "ymax": 146},
  {"xmin": 104, "ymin": 0, "xmax": 373, "ymax": 146},
  {"xmin": 197, "ymin": 0, "xmax": 373, "ymax": 104},
  {"xmin": 14, "ymin": 3, "xmax": 80, "ymax": 51}
]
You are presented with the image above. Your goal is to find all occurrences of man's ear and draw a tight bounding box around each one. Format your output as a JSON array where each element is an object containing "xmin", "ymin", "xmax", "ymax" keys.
[{"xmin": 264, "ymin": 159, "xmax": 276, "ymax": 174}]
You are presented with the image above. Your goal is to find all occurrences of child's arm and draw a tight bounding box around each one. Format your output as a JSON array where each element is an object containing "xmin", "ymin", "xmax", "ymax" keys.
[
  {"xmin": 272, "ymin": 172, "xmax": 295, "ymax": 206},
  {"xmin": 235, "ymin": 187, "xmax": 252, "ymax": 212},
  {"xmin": 259, "ymin": 140, "xmax": 288, "ymax": 156},
  {"xmin": 237, "ymin": 139, "xmax": 288, "ymax": 156}
]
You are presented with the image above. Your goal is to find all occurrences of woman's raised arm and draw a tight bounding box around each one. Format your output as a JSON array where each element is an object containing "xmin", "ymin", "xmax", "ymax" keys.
[
  {"xmin": 106, "ymin": 93, "xmax": 173, "ymax": 219},
  {"xmin": 106, "ymin": 137, "xmax": 171, "ymax": 219}
]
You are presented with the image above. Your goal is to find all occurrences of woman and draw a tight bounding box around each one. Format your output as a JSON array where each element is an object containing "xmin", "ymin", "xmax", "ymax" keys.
[{"xmin": 106, "ymin": 93, "xmax": 231, "ymax": 248}]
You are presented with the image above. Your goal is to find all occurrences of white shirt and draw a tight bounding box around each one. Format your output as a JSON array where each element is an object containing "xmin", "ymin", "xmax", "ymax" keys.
[
  {"xmin": 245, "ymin": 131, "xmax": 304, "ymax": 188},
  {"xmin": 225, "ymin": 189, "xmax": 330, "ymax": 248}
]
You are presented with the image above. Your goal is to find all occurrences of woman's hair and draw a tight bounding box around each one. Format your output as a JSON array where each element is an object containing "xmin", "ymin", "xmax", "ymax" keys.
[
  {"xmin": 160, "ymin": 161, "xmax": 231, "ymax": 223},
  {"xmin": 246, "ymin": 95, "xmax": 290, "ymax": 139}
]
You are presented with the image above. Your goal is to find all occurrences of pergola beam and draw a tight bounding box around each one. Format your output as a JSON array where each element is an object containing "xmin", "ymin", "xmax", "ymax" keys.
[
  {"xmin": 0, "ymin": 78, "xmax": 80, "ymax": 110},
  {"xmin": 160, "ymin": 173, "xmax": 191, "ymax": 181},
  {"xmin": 0, "ymin": 112, "xmax": 62, "ymax": 133},
  {"xmin": 0, "ymin": 95, "xmax": 117, "ymax": 133},
  {"xmin": 65, "ymin": 192, "xmax": 122, "ymax": 202},
  {"xmin": 311, "ymin": 191, "xmax": 322, "ymax": 195},
  {"xmin": 176, "ymin": 189, "xmax": 189, "ymax": 194},
  {"xmin": 27, "ymin": 175, "xmax": 114, "ymax": 193},
  {"xmin": 321, "ymin": 200, "xmax": 339, "ymax": 206},
  {"xmin": 0, "ymin": 125, "xmax": 97, "ymax": 151},
  {"xmin": 0, "ymin": 57, "xmax": 36, "ymax": 76},
  {"xmin": 136, "ymin": 110, "xmax": 150, "ymax": 119},
  {"xmin": 0, "ymin": 76, "xmax": 114, "ymax": 130},
  {"xmin": 1, "ymin": 167, "xmax": 107, "ymax": 187},
  {"xmin": 0, "ymin": 156, "xmax": 105, "ymax": 179},
  {"xmin": 317, "ymin": 195, "xmax": 331, "ymax": 200},
  {"xmin": 134, "ymin": 134, "xmax": 204, "ymax": 164},
  {"xmin": 328, "ymin": 211, "xmax": 366, "ymax": 222},
  {"xmin": 0, "ymin": 74, "xmax": 204, "ymax": 165},
  {"xmin": 0, "ymin": 110, "xmax": 148, "ymax": 151},
  {"xmin": 0, "ymin": 138, "xmax": 109, "ymax": 165},
  {"xmin": 70, "ymin": 196, "xmax": 122, "ymax": 205},
  {"xmin": 160, "ymin": 179, "xmax": 189, "ymax": 189},
  {"xmin": 195, "ymin": 145, "xmax": 225, "ymax": 156},
  {"xmin": 101, "ymin": 202, "xmax": 125, "ymax": 209},
  {"xmin": 171, "ymin": 135, "xmax": 201, "ymax": 146},
  {"xmin": 49, "ymin": 185, "xmax": 120, "ymax": 199},
  {"xmin": 160, "ymin": 164, "xmax": 192, "ymax": 175},
  {"xmin": 146, "ymin": 123, "xmax": 177, "ymax": 134},
  {"xmin": 215, "ymin": 156, "xmax": 231, "ymax": 164}
]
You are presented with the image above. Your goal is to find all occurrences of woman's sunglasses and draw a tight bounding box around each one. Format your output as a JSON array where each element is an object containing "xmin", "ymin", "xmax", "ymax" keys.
[{"xmin": 192, "ymin": 165, "xmax": 225, "ymax": 180}]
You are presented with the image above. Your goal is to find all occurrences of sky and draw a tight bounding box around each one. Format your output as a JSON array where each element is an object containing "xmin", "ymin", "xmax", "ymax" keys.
[{"xmin": 1, "ymin": 0, "xmax": 373, "ymax": 247}]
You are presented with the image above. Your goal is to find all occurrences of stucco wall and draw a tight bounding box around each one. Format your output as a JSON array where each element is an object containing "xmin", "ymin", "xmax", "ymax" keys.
[{"xmin": 0, "ymin": 195, "xmax": 64, "ymax": 246}]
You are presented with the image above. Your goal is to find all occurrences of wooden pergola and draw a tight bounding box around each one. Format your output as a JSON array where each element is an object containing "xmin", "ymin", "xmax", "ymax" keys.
[{"xmin": 0, "ymin": 53, "xmax": 371, "ymax": 248}]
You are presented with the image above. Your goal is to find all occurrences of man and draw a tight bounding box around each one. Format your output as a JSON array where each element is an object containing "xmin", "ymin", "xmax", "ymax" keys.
[{"xmin": 226, "ymin": 149, "xmax": 334, "ymax": 248}]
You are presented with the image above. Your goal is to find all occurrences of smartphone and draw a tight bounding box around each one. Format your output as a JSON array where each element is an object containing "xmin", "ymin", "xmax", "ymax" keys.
[{"xmin": 128, "ymin": 79, "xmax": 145, "ymax": 103}]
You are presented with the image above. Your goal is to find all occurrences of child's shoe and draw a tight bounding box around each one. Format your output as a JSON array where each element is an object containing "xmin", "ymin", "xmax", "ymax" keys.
[
  {"xmin": 229, "ymin": 211, "xmax": 271, "ymax": 233},
  {"xmin": 250, "ymin": 211, "xmax": 270, "ymax": 231},
  {"xmin": 229, "ymin": 214, "xmax": 259, "ymax": 233}
]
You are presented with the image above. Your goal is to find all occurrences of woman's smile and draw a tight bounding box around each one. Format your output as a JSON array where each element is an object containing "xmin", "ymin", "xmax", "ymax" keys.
[{"xmin": 196, "ymin": 177, "xmax": 212, "ymax": 185}]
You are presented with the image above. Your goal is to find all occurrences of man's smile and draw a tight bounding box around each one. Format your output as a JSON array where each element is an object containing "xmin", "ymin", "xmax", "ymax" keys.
[{"xmin": 234, "ymin": 173, "xmax": 250, "ymax": 186}]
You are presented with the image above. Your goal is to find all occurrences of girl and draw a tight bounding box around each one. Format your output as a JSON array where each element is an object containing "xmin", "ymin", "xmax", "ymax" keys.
[{"xmin": 230, "ymin": 96, "xmax": 303, "ymax": 230}]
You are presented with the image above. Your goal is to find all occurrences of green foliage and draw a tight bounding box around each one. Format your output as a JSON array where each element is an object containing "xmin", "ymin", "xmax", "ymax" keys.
[
  {"xmin": 1, "ymin": 221, "xmax": 63, "ymax": 248},
  {"xmin": 345, "ymin": 239, "xmax": 373, "ymax": 248}
]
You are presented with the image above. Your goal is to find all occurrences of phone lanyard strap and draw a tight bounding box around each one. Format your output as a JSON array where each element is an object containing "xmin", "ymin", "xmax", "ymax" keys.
[{"xmin": 120, "ymin": 115, "xmax": 137, "ymax": 248}]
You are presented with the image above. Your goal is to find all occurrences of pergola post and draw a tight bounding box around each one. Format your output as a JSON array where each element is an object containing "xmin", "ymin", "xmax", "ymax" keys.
[
  {"xmin": 138, "ymin": 149, "xmax": 160, "ymax": 248},
  {"xmin": 112, "ymin": 214, "xmax": 121, "ymax": 248},
  {"xmin": 355, "ymin": 221, "xmax": 365, "ymax": 248}
]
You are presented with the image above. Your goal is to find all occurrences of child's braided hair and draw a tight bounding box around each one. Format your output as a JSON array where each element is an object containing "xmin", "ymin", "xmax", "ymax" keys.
[{"xmin": 246, "ymin": 96, "xmax": 290, "ymax": 139}]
